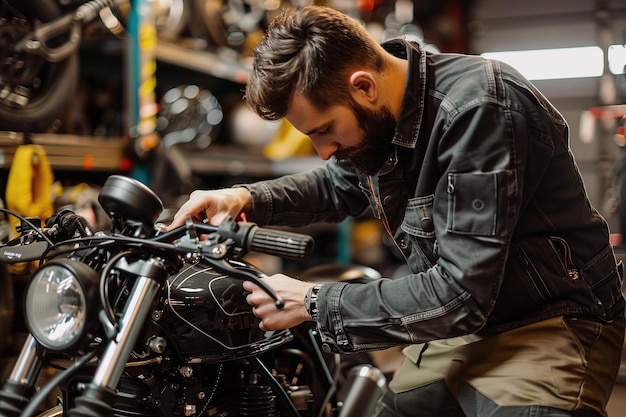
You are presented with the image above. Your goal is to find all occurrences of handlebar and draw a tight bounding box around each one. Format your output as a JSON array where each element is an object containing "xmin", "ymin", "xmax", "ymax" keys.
[
  {"xmin": 0, "ymin": 211, "xmax": 314, "ymax": 263},
  {"xmin": 217, "ymin": 220, "xmax": 314, "ymax": 260},
  {"xmin": 0, "ymin": 208, "xmax": 313, "ymax": 311},
  {"xmin": 154, "ymin": 219, "xmax": 314, "ymax": 260}
]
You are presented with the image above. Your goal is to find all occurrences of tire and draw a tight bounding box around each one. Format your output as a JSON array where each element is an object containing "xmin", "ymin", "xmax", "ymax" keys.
[
  {"xmin": 0, "ymin": 54, "xmax": 79, "ymax": 133},
  {"xmin": 0, "ymin": 0, "xmax": 80, "ymax": 132}
]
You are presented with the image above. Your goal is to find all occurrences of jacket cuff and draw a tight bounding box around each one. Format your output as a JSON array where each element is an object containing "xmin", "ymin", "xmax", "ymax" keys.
[
  {"xmin": 316, "ymin": 282, "xmax": 355, "ymax": 353},
  {"xmin": 233, "ymin": 183, "xmax": 273, "ymax": 226}
]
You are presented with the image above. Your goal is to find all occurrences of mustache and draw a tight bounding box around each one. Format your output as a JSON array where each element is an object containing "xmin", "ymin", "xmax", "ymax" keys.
[{"xmin": 332, "ymin": 146, "xmax": 358, "ymax": 161}]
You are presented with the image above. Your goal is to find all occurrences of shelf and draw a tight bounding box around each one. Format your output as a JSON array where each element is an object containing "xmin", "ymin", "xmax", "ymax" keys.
[
  {"xmin": 0, "ymin": 132, "xmax": 130, "ymax": 172},
  {"xmin": 180, "ymin": 145, "xmax": 323, "ymax": 178},
  {"xmin": 156, "ymin": 40, "xmax": 251, "ymax": 84},
  {"xmin": 0, "ymin": 133, "xmax": 320, "ymax": 179}
]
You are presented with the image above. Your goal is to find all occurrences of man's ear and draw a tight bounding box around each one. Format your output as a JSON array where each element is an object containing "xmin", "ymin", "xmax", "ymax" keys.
[{"xmin": 349, "ymin": 71, "xmax": 377, "ymax": 104}]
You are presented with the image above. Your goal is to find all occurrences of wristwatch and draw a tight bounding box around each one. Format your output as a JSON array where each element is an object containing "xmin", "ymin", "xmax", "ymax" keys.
[{"xmin": 304, "ymin": 284, "xmax": 323, "ymax": 321}]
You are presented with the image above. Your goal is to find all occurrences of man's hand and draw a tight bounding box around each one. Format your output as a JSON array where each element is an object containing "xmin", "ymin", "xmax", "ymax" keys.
[
  {"xmin": 243, "ymin": 274, "xmax": 316, "ymax": 331},
  {"xmin": 167, "ymin": 187, "xmax": 253, "ymax": 230}
]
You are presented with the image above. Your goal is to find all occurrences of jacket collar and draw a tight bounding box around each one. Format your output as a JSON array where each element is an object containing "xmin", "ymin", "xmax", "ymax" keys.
[{"xmin": 381, "ymin": 37, "xmax": 426, "ymax": 150}]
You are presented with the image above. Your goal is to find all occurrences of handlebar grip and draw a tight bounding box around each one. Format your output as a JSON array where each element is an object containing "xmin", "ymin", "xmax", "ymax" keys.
[{"xmin": 248, "ymin": 227, "xmax": 314, "ymax": 260}]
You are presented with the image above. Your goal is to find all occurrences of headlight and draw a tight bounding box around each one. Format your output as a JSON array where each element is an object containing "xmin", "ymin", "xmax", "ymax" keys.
[{"xmin": 25, "ymin": 259, "xmax": 99, "ymax": 351}]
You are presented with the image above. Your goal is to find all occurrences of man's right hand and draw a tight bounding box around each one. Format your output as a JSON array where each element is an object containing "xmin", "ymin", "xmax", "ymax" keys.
[{"xmin": 167, "ymin": 187, "xmax": 253, "ymax": 230}]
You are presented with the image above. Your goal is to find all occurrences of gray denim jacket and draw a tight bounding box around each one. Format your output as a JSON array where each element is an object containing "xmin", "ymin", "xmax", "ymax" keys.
[{"xmin": 241, "ymin": 38, "xmax": 624, "ymax": 353}]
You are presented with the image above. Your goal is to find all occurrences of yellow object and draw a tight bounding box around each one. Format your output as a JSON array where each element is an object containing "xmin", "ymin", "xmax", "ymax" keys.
[
  {"xmin": 5, "ymin": 144, "xmax": 55, "ymax": 274},
  {"xmin": 263, "ymin": 119, "xmax": 315, "ymax": 160}
]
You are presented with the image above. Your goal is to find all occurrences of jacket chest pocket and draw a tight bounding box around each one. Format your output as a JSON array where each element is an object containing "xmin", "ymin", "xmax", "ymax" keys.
[
  {"xmin": 400, "ymin": 195, "xmax": 438, "ymax": 271},
  {"xmin": 446, "ymin": 170, "xmax": 512, "ymax": 237}
]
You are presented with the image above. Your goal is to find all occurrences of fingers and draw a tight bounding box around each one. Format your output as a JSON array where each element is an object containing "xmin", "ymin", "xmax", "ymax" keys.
[
  {"xmin": 167, "ymin": 188, "xmax": 252, "ymax": 230},
  {"xmin": 167, "ymin": 203, "xmax": 203, "ymax": 230},
  {"xmin": 243, "ymin": 278, "xmax": 309, "ymax": 331},
  {"xmin": 243, "ymin": 280, "xmax": 265, "ymax": 307},
  {"xmin": 244, "ymin": 280, "xmax": 273, "ymax": 330},
  {"xmin": 242, "ymin": 280, "xmax": 256, "ymax": 293},
  {"xmin": 167, "ymin": 194, "xmax": 217, "ymax": 230}
]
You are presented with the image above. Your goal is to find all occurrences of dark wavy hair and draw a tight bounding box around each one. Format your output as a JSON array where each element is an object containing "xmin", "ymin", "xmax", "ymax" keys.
[{"xmin": 245, "ymin": 6, "xmax": 384, "ymax": 121}]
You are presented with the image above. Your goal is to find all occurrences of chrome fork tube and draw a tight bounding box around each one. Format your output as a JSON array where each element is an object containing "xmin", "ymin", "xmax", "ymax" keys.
[
  {"xmin": 7, "ymin": 334, "xmax": 43, "ymax": 387},
  {"xmin": 91, "ymin": 275, "xmax": 161, "ymax": 389}
]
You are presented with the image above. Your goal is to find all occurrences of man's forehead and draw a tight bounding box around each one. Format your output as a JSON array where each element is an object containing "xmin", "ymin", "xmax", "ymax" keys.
[{"xmin": 285, "ymin": 94, "xmax": 324, "ymax": 133}]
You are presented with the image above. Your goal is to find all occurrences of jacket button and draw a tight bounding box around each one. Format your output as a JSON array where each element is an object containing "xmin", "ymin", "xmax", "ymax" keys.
[
  {"xmin": 383, "ymin": 195, "xmax": 393, "ymax": 206},
  {"xmin": 399, "ymin": 240, "xmax": 408, "ymax": 249},
  {"xmin": 473, "ymin": 199, "xmax": 484, "ymax": 210},
  {"xmin": 421, "ymin": 216, "xmax": 434, "ymax": 232}
]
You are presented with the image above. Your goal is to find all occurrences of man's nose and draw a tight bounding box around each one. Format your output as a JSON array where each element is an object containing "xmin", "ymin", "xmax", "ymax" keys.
[{"xmin": 312, "ymin": 141, "xmax": 338, "ymax": 161}]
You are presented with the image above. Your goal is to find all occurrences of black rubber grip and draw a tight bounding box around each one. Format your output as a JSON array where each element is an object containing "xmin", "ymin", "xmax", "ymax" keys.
[{"xmin": 248, "ymin": 227, "xmax": 314, "ymax": 260}]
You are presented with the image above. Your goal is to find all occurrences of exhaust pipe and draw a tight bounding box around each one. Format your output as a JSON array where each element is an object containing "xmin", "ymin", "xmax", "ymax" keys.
[{"xmin": 338, "ymin": 365, "xmax": 387, "ymax": 417}]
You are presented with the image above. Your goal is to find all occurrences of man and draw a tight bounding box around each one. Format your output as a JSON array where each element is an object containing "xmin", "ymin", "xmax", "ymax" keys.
[{"xmin": 168, "ymin": 6, "xmax": 625, "ymax": 417}]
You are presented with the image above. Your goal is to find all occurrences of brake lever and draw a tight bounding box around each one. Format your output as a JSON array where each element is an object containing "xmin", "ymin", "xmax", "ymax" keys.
[{"xmin": 202, "ymin": 255, "xmax": 285, "ymax": 310}]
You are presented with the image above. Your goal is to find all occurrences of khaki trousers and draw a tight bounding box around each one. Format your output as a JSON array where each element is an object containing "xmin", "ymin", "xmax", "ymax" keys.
[{"xmin": 373, "ymin": 314, "xmax": 625, "ymax": 417}]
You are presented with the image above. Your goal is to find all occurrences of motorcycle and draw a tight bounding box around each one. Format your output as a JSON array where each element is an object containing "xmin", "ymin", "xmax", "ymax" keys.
[{"xmin": 0, "ymin": 175, "xmax": 387, "ymax": 417}]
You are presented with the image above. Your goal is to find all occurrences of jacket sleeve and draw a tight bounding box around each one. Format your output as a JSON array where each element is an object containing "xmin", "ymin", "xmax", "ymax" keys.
[
  {"xmin": 239, "ymin": 159, "xmax": 370, "ymax": 226},
  {"xmin": 315, "ymin": 100, "xmax": 546, "ymax": 353}
]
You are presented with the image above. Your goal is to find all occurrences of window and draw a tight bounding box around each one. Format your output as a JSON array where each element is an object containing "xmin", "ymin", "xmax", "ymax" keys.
[{"xmin": 481, "ymin": 45, "xmax": 626, "ymax": 80}]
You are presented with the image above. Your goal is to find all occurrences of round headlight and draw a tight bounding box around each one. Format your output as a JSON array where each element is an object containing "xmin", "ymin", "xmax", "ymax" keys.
[{"xmin": 25, "ymin": 259, "xmax": 99, "ymax": 351}]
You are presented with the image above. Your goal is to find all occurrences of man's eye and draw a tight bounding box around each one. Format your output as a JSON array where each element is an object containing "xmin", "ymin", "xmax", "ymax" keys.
[{"xmin": 318, "ymin": 127, "xmax": 330, "ymax": 135}]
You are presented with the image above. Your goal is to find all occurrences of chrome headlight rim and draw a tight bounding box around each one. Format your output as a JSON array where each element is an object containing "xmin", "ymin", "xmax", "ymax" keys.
[{"xmin": 25, "ymin": 258, "xmax": 99, "ymax": 351}]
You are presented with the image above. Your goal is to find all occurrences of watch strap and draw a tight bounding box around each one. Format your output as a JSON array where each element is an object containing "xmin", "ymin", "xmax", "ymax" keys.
[{"xmin": 304, "ymin": 284, "xmax": 323, "ymax": 321}]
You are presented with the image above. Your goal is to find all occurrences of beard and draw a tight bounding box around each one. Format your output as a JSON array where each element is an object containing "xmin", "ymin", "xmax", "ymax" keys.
[{"xmin": 333, "ymin": 104, "xmax": 397, "ymax": 175}]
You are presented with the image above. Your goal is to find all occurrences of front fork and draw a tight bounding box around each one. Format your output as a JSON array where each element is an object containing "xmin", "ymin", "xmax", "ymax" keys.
[{"xmin": 0, "ymin": 335, "xmax": 44, "ymax": 417}]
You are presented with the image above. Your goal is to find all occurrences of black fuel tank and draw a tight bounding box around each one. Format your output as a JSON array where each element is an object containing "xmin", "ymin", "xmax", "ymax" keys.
[{"xmin": 160, "ymin": 261, "xmax": 292, "ymax": 364}]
